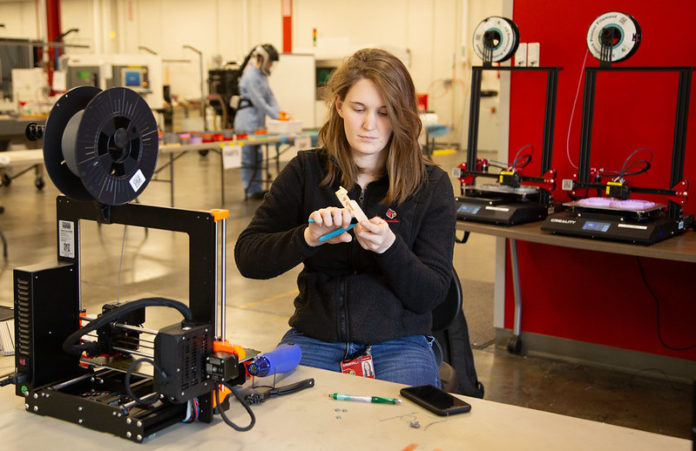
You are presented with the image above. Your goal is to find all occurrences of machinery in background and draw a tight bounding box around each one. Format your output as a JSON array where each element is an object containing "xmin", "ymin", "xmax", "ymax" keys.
[
  {"xmin": 453, "ymin": 17, "xmax": 561, "ymax": 226},
  {"xmin": 63, "ymin": 54, "xmax": 164, "ymax": 109},
  {"xmin": 208, "ymin": 45, "xmax": 316, "ymax": 131},
  {"xmin": 0, "ymin": 85, "xmax": 310, "ymax": 442},
  {"xmin": 207, "ymin": 45, "xmax": 271, "ymax": 130},
  {"xmin": 542, "ymin": 12, "xmax": 692, "ymax": 245},
  {"xmin": 10, "ymin": 68, "xmax": 50, "ymax": 115},
  {"xmin": 208, "ymin": 62, "xmax": 242, "ymax": 130},
  {"xmin": 0, "ymin": 38, "xmax": 35, "ymax": 103}
]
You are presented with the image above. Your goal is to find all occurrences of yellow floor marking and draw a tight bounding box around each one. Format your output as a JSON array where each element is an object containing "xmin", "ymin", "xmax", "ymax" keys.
[{"xmin": 238, "ymin": 289, "xmax": 299, "ymax": 308}]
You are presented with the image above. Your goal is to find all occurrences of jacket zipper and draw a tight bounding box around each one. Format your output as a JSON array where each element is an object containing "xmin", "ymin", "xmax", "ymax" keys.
[
  {"xmin": 337, "ymin": 278, "xmax": 348, "ymax": 342},
  {"xmin": 338, "ymin": 185, "xmax": 366, "ymax": 343}
]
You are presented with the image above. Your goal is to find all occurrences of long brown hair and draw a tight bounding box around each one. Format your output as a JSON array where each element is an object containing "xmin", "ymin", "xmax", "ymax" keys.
[{"xmin": 318, "ymin": 48, "xmax": 430, "ymax": 205}]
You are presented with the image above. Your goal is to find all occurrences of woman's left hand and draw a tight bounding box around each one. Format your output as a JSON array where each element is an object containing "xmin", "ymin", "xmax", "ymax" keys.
[{"xmin": 354, "ymin": 217, "xmax": 396, "ymax": 254}]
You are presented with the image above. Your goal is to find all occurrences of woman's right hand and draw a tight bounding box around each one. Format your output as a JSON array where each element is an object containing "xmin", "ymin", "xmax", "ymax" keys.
[{"xmin": 304, "ymin": 207, "xmax": 353, "ymax": 247}]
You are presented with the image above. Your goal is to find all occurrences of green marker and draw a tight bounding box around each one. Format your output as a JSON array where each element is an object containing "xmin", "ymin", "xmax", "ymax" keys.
[{"xmin": 329, "ymin": 393, "xmax": 401, "ymax": 404}]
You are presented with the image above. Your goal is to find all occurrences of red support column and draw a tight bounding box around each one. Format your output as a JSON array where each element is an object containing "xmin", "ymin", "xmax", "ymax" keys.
[
  {"xmin": 46, "ymin": 0, "xmax": 62, "ymax": 91},
  {"xmin": 282, "ymin": 0, "xmax": 292, "ymax": 53}
]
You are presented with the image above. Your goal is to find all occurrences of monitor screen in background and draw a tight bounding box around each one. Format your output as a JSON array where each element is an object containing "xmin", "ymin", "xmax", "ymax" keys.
[
  {"xmin": 315, "ymin": 67, "xmax": 335, "ymax": 87},
  {"xmin": 123, "ymin": 69, "xmax": 143, "ymax": 87},
  {"xmin": 77, "ymin": 71, "xmax": 91, "ymax": 82}
]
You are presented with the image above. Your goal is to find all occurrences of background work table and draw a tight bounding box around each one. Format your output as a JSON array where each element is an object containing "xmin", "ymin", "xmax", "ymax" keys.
[
  {"xmin": 456, "ymin": 220, "xmax": 696, "ymax": 357},
  {"xmin": 158, "ymin": 132, "xmax": 317, "ymax": 204},
  {"xmin": 0, "ymin": 364, "xmax": 689, "ymax": 450},
  {"xmin": 457, "ymin": 220, "xmax": 696, "ymax": 263}
]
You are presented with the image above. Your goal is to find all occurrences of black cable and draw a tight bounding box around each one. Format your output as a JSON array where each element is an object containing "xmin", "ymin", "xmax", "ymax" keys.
[
  {"xmin": 0, "ymin": 372, "xmax": 13, "ymax": 386},
  {"xmin": 214, "ymin": 382, "xmax": 256, "ymax": 431},
  {"xmin": 62, "ymin": 297, "xmax": 193, "ymax": 356},
  {"xmin": 620, "ymin": 160, "xmax": 652, "ymax": 178},
  {"xmin": 510, "ymin": 144, "xmax": 533, "ymax": 170},
  {"xmin": 511, "ymin": 153, "xmax": 532, "ymax": 169},
  {"xmin": 618, "ymin": 147, "xmax": 653, "ymax": 179},
  {"xmin": 124, "ymin": 357, "xmax": 167, "ymax": 406},
  {"xmin": 636, "ymin": 257, "xmax": 696, "ymax": 351},
  {"xmin": 601, "ymin": 161, "xmax": 652, "ymax": 178},
  {"xmin": 600, "ymin": 147, "xmax": 653, "ymax": 179},
  {"xmin": 0, "ymin": 371, "xmax": 26, "ymax": 387}
]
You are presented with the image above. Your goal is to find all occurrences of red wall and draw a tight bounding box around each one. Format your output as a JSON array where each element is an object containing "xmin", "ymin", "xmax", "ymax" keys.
[{"xmin": 508, "ymin": 0, "xmax": 696, "ymax": 360}]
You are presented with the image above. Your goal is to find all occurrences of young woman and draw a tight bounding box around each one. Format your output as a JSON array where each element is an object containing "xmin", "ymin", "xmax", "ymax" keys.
[{"xmin": 234, "ymin": 48, "xmax": 455, "ymax": 387}]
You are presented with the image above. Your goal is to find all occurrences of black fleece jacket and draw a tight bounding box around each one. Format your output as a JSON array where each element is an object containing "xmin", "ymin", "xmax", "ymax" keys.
[{"xmin": 234, "ymin": 148, "xmax": 455, "ymax": 344}]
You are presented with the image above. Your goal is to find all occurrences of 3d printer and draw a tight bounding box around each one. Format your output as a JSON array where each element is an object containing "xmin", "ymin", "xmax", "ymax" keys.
[
  {"xmin": 541, "ymin": 64, "xmax": 693, "ymax": 244},
  {"xmin": 453, "ymin": 17, "xmax": 560, "ymax": 226},
  {"xmin": 0, "ymin": 86, "xmax": 254, "ymax": 442},
  {"xmin": 542, "ymin": 12, "xmax": 693, "ymax": 245}
]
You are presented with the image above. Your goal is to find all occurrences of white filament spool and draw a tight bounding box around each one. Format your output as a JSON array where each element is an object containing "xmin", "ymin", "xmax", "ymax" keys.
[
  {"xmin": 472, "ymin": 16, "xmax": 520, "ymax": 63},
  {"xmin": 586, "ymin": 12, "xmax": 641, "ymax": 63}
]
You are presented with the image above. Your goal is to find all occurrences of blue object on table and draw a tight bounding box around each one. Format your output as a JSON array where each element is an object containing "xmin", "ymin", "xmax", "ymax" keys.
[{"xmin": 247, "ymin": 344, "xmax": 302, "ymax": 377}]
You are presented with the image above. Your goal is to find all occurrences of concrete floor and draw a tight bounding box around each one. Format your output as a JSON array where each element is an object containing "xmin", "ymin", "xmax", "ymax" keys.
[{"xmin": 0, "ymin": 147, "xmax": 691, "ymax": 440}]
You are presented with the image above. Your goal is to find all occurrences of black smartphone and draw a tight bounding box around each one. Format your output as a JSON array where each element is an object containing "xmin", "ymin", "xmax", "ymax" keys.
[{"xmin": 400, "ymin": 384, "xmax": 471, "ymax": 416}]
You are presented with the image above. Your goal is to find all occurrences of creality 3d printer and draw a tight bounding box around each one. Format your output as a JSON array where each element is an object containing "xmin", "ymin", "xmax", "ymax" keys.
[{"xmin": 0, "ymin": 86, "xmax": 256, "ymax": 442}]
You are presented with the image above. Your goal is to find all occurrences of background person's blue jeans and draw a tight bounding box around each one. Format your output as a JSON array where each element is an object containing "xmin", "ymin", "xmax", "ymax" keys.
[
  {"xmin": 241, "ymin": 144, "xmax": 263, "ymax": 196},
  {"xmin": 279, "ymin": 328, "xmax": 441, "ymax": 388}
]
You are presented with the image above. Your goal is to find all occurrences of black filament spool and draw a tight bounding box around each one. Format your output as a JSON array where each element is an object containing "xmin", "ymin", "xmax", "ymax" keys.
[{"xmin": 43, "ymin": 86, "xmax": 159, "ymax": 205}]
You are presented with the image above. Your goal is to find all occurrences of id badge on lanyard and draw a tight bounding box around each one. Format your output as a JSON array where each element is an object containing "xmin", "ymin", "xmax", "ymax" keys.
[{"xmin": 340, "ymin": 345, "xmax": 375, "ymax": 378}]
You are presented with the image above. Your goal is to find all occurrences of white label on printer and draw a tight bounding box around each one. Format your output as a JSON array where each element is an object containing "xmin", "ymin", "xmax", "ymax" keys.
[
  {"xmin": 485, "ymin": 206, "xmax": 510, "ymax": 212},
  {"xmin": 129, "ymin": 169, "xmax": 146, "ymax": 192},
  {"xmin": 59, "ymin": 220, "xmax": 75, "ymax": 258}
]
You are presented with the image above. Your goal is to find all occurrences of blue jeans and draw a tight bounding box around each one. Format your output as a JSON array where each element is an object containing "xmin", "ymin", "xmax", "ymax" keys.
[
  {"xmin": 279, "ymin": 329, "xmax": 441, "ymax": 388},
  {"xmin": 241, "ymin": 144, "xmax": 263, "ymax": 195}
]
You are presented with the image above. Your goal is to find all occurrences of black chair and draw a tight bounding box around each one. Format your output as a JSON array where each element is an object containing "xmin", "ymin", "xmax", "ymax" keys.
[
  {"xmin": 432, "ymin": 267, "xmax": 462, "ymax": 393},
  {"xmin": 432, "ymin": 267, "xmax": 485, "ymax": 397}
]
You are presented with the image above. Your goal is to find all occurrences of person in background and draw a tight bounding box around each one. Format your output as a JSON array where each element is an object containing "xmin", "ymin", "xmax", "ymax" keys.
[
  {"xmin": 235, "ymin": 48, "xmax": 455, "ymax": 387},
  {"xmin": 233, "ymin": 43, "xmax": 282, "ymax": 200}
]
